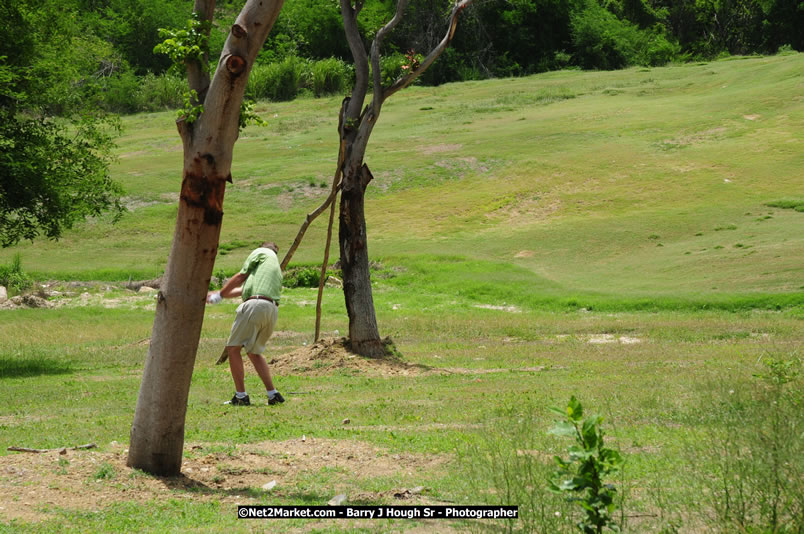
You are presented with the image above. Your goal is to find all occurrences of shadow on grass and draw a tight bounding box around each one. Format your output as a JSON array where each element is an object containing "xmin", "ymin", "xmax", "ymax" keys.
[
  {"xmin": 0, "ymin": 357, "xmax": 74, "ymax": 378},
  {"xmin": 156, "ymin": 474, "xmax": 334, "ymax": 503}
]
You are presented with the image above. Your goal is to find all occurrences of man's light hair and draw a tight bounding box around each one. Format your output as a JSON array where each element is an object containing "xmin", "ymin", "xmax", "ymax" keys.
[{"xmin": 261, "ymin": 241, "xmax": 279, "ymax": 254}]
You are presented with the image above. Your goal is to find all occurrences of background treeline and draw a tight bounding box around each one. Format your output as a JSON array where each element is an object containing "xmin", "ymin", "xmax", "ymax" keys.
[{"xmin": 2, "ymin": 0, "xmax": 802, "ymax": 116}]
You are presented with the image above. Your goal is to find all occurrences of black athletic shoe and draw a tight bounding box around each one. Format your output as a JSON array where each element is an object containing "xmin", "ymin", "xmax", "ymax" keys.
[
  {"xmin": 225, "ymin": 394, "xmax": 250, "ymax": 406},
  {"xmin": 268, "ymin": 392, "xmax": 285, "ymax": 405}
]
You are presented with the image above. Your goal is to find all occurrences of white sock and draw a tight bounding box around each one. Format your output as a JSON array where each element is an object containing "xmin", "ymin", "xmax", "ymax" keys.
[
  {"xmin": 235, "ymin": 391, "xmax": 248, "ymax": 399},
  {"xmin": 267, "ymin": 389, "xmax": 278, "ymax": 398}
]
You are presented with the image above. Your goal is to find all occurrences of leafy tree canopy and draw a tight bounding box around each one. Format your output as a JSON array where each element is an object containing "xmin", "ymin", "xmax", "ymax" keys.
[{"xmin": 0, "ymin": 2, "xmax": 124, "ymax": 247}]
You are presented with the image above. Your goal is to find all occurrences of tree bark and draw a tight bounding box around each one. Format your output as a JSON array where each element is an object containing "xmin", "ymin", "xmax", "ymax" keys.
[
  {"xmin": 127, "ymin": 0, "xmax": 284, "ymax": 477},
  {"xmin": 338, "ymin": 161, "xmax": 385, "ymax": 357}
]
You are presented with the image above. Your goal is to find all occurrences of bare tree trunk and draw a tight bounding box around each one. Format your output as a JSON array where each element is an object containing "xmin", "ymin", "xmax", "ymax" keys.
[
  {"xmin": 126, "ymin": 156, "xmax": 226, "ymax": 475},
  {"xmin": 339, "ymin": 161, "xmax": 385, "ymax": 357},
  {"xmin": 127, "ymin": 0, "xmax": 284, "ymax": 476}
]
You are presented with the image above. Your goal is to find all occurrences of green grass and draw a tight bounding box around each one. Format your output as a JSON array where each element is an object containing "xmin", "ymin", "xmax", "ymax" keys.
[
  {"xmin": 1, "ymin": 54, "xmax": 802, "ymax": 532},
  {"xmin": 1, "ymin": 294, "xmax": 801, "ymax": 531}
]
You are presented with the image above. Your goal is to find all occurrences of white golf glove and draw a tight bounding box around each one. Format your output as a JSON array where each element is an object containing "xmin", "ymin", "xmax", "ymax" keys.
[{"xmin": 207, "ymin": 292, "xmax": 222, "ymax": 304}]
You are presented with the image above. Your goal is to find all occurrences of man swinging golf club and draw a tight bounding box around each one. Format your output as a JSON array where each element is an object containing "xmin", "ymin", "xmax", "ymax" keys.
[{"xmin": 207, "ymin": 241, "xmax": 284, "ymax": 406}]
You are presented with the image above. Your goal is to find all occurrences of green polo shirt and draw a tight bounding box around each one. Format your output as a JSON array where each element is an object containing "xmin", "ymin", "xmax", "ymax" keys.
[{"xmin": 239, "ymin": 248, "xmax": 282, "ymax": 303}]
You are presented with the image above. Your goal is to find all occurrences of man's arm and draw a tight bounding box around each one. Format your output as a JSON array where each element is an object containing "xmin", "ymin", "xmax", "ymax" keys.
[{"xmin": 208, "ymin": 272, "xmax": 247, "ymax": 302}]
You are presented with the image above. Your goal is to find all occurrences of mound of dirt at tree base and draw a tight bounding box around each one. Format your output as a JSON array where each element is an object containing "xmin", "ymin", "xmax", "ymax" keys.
[{"xmin": 268, "ymin": 337, "xmax": 431, "ymax": 377}]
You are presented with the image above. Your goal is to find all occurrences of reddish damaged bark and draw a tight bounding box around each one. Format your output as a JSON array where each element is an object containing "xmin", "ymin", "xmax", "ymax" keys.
[
  {"xmin": 179, "ymin": 155, "xmax": 227, "ymax": 227},
  {"xmin": 180, "ymin": 176, "xmax": 225, "ymax": 227},
  {"xmin": 225, "ymin": 55, "xmax": 246, "ymax": 76}
]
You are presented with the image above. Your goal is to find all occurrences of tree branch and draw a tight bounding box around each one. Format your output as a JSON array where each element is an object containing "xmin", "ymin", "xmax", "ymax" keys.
[
  {"xmin": 280, "ymin": 179, "xmax": 342, "ymax": 271},
  {"xmin": 314, "ymin": 186, "xmax": 338, "ymax": 342},
  {"xmin": 188, "ymin": 0, "xmax": 216, "ymax": 104},
  {"xmin": 340, "ymin": 0, "xmax": 369, "ymax": 122},
  {"xmin": 370, "ymin": 0, "xmax": 409, "ymax": 113},
  {"xmin": 9, "ymin": 443, "xmax": 96, "ymax": 453},
  {"xmin": 382, "ymin": 0, "xmax": 473, "ymax": 103}
]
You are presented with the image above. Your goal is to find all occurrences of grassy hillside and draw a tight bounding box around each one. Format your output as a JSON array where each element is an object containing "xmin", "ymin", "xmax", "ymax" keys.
[{"xmin": 2, "ymin": 54, "xmax": 802, "ymax": 306}]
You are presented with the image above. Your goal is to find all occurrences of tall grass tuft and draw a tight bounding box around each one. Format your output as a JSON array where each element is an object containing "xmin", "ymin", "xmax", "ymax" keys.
[
  {"xmin": 459, "ymin": 402, "xmax": 576, "ymax": 533},
  {"xmin": 688, "ymin": 353, "xmax": 803, "ymax": 532},
  {"xmin": 247, "ymin": 56, "xmax": 309, "ymax": 102},
  {"xmin": 0, "ymin": 253, "xmax": 33, "ymax": 293},
  {"xmin": 311, "ymin": 57, "xmax": 353, "ymax": 97}
]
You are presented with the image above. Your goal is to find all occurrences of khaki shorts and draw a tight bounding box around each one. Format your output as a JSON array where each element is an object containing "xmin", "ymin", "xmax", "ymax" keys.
[{"xmin": 226, "ymin": 299, "xmax": 278, "ymax": 355}]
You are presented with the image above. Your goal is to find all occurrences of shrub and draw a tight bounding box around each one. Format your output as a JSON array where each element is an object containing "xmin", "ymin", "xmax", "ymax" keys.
[
  {"xmin": 283, "ymin": 266, "xmax": 320, "ymax": 288},
  {"xmin": 282, "ymin": 265, "xmax": 342, "ymax": 288},
  {"xmin": 571, "ymin": 1, "xmax": 638, "ymax": 70},
  {"xmin": 0, "ymin": 253, "xmax": 34, "ymax": 293},
  {"xmin": 135, "ymin": 73, "xmax": 185, "ymax": 111},
  {"xmin": 571, "ymin": 1, "xmax": 677, "ymax": 69},
  {"xmin": 689, "ymin": 354, "xmax": 803, "ymax": 532},
  {"xmin": 96, "ymin": 70, "xmax": 141, "ymax": 113},
  {"xmin": 247, "ymin": 56, "xmax": 309, "ymax": 102},
  {"xmin": 311, "ymin": 57, "xmax": 352, "ymax": 97},
  {"xmin": 636, "ymin": 27, "xmax": 680, "ymax": 67},
  {"xmin": 549, "ymin": 396, "xmax": 625, "ymax": 533},
  {"xmin": 245, "ymin": 63, "xmax": 273, "ymax": 101},
  {"xmin": 377, "ymin": 52, "xmax": 407, "ymax": 87}
]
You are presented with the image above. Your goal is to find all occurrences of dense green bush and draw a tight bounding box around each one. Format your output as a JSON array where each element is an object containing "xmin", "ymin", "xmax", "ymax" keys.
[
  {"xmin": 571, "ymin": 1, "xmax": 642, "ymax": 70},
  {"xmin": 247, "ymin": 56, "xmax": 308, "ymax": 102},
  {"xmin": 378, "ymin": 52, "xmax": 407, "ymax": 86},
  {"xmin": 283, "ymin": 265, "xmax": 342, "ymax": 288},
  {"xmin": 135, "ymin": 73, "xmax": 185, "ymax": 111},
  {"xmin": 311, "ymin": 57, "xmax": 353, "ymax": 97},
  {"xmin": 95, "ymin": 70, "xmax": 140, "ymax": 113},
  {"xmin": 635, "ymin": 26, "xmax": 680, "ymax": 67},
  {"xmin": 0, "ymin": 254, "xmax": 34, "ymax": 293}
]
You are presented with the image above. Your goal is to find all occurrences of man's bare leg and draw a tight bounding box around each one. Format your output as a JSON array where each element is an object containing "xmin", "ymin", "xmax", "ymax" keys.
[
  {"xmin": 247, "ymin": 353, "xmax": 275, "ymax": 391},
  {"xmin": 227, "ymin": 345, "xmax": 246, "ymax": 392}
]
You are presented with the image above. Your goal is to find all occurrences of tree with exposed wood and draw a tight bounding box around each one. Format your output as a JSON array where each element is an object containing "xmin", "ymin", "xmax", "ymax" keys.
[
  {"xmin": 127, "ymin": 0, "xmax": 285, "ymax": 477},
  {"xmin": 334, "ymin": 0, "xmax": 473, "ymax": 357}
]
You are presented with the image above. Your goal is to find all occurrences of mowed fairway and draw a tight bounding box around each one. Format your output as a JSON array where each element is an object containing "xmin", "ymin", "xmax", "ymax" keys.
[{"xmin": 0, "ymin": 54, "xmax": 802, "ymax": 533}]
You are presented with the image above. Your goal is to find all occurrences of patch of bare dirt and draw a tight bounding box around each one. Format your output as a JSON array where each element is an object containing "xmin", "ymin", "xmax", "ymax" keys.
[
  {"xmin": 587, "ymin": 334, "xmax": 643, "ymax": 345},
  {"xmin": 434, "ymin": 157, "xmax": 490, "ymax": 176},
  {"xmin": 0, "ymin": 438, "xmax": 449, "ymax": 524},
  {"xmin": 268, "ymin": 338, "xmax": 431, "ymax": 377},
  {"xmin": 273, "ymin": 182, "xmax": 329, "ymax": 211},
  {"xmin": 472, "ymin": 304, "xmax": 521, "ymax": 313},
  {"xmin": 419, "ymin": 143, "xmax": 462, "ymax": 155},
  {"xmin": 660, "ymin": 127, "xmax": 727, "ymax": 149},
  {"xmin": 487, "ymin": 194, "xmax": 562, "ymax": 225},
  {"xmin": 264, "ymin": 338, "xmax": 553, "ymax": 379}
]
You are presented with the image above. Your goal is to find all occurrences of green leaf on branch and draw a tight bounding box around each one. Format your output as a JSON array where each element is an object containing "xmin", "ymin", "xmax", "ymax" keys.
[
  {"xmin": 153, "ymin": 12, "xmax": 211, "ymax": 73},
  {"xmin": 548, "ymin": 420, "xmax": 578, "ymax": 437},
  {"xmin": 548, "ymin": 396, "xmax": 624, "ymax": 533},
  {"xmin": 567, "ymin": 395, "xmax": 583, "ymax": 421},
  {"xmin": 239, "ymin": 100, "xmax": 267, "ymax": 132}
]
